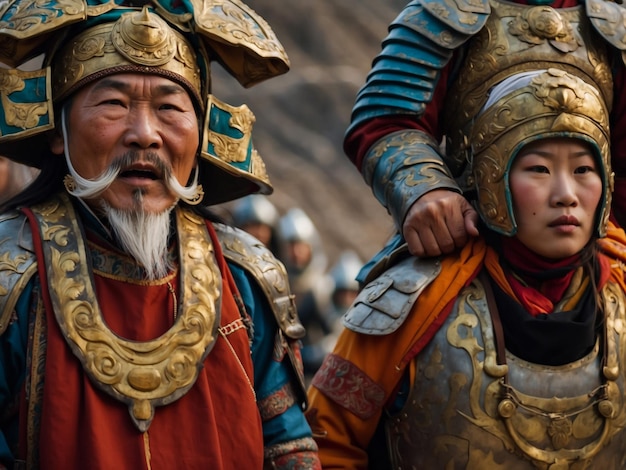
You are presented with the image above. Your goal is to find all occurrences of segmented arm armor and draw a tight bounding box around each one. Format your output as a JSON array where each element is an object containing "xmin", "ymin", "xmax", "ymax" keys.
[{"xmin": 349, "ymin": 0, "xmax": 489, "ymax": 227}]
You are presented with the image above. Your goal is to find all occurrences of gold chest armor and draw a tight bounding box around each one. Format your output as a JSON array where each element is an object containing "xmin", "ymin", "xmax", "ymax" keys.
[
  {"xmin": 386, "ymin": 277, "xmax": 626, "ymax": 469},
  {"xmin": 444, "ymin": 0, "xmax": 614, "ymax": 175}
]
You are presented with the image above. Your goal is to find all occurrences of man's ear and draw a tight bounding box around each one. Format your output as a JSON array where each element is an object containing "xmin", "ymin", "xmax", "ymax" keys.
[{"xmin": 48, "ymin": 130, "xmax": 64, "ymax": 155}]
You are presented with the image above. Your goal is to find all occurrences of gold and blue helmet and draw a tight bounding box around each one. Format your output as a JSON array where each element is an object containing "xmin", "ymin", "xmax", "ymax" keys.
[
  {"xmin": 0, "ymin": 0, "xmax": 290, "ymax": 204},
  {"xmin": 470, "ymin": 68, "xmax": 613, "ymax": 238}
]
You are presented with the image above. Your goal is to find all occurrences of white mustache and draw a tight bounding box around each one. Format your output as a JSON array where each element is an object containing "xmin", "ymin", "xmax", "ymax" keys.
[{"xmin": 61, "ymin": 107, "xmax": 201, "ymax": 203}]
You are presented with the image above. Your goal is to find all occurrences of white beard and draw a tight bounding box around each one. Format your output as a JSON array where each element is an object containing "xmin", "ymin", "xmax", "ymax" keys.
[{"xmin": 102, "ymin": 197, "xmax": 174, "ymax": 281}]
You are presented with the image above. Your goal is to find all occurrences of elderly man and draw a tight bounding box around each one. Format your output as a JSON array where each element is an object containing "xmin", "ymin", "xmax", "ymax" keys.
[{"xmin": 0, "ymin": 1, "xmax": 320, "ymax": 469}]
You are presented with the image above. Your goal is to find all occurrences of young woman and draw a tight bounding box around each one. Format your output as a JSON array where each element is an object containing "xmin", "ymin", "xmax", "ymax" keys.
[{"xmin": 306, "ymin": 69, "xmax": 626, "ymax": 469}]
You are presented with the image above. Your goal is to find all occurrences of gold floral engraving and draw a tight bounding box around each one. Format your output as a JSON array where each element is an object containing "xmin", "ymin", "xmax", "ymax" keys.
[
  {"xmin": 0, "ymin": 68, "xmax": 51, "ymax": 135},
  {"xmin": 0, "ymin": 0, "xmax": 86, "ymax": 66},
  {"xmin": 0, "ymin": 245, "xmax": 30, "ymax": 297},
  {"xmin": 85, "ymin": 0, "xmax": 117, "ymax": 17},
  {"xmin": 250, "ymin": 148, "xmax": 269, "ymax": 182},
  {"xmin": 1, "ymin": 94, "xmax": 48, "ymax": 131},
  {"xmin": 191, "ymin": 0, "xmax": 288, "ymax": 59},
  {"xmin": 0, "ymin": 69, "xmax": 25, "ymax": 94},
  {"xmin": 0, "ymin": 0, "xmax": 84, "ymax": 38},
  {"xmin": 32, "ymin": 194, "xmax": 221, "ymax": 431},
  {"xmin": 204, "ymin": 95, "xmax": 255, "ymax": 165},
  {"xmin": 509, "ymin": 6, "xmax": 580, "ymax": 52}
]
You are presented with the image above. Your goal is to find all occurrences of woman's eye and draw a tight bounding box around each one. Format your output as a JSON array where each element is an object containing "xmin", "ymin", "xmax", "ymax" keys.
[
  {"xmin": 574, "ymin": 166, "xmax": 596, "ymax": 174},
  {"xmin": 528, "ymin": 165, "xmax": 549, "ymax": 173}
]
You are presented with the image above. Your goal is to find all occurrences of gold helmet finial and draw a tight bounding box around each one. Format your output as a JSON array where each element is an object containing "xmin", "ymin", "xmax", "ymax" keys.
[{"xmin": 53, "ymin": 7, "xmax": 203, "ymax": 107}]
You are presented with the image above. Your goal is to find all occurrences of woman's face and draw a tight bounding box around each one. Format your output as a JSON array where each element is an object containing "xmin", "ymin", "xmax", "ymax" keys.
[{"xmin": 510, "ymin": 137, "xmax": 603, "ymax": 259}]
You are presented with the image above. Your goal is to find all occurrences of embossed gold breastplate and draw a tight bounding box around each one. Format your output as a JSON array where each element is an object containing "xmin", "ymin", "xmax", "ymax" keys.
[
  {"xmin": 444, "ymin": 0, "xmax": 614, "ymax": 175},
  {"xmin": 30, "ymin": 194, "xmax": 222, "ymax": 432},
  {"xmin": 386, "ymin": 277, "xmax": 626, "ymax": 469}
]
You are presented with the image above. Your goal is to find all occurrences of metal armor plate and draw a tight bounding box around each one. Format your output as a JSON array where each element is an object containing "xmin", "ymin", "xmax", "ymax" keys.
[
  {"xmin": 343, "ymin": 256, "xmax": 441, "ymax": 335},
  {"xmin": 0, "ymin": 210, "xmax": 37, "ymax": 335},
  {"xmin": 444, "ymin": 0, "xmax": 614, "ymax": 176},
  {"xmin": 386, "ymin": 277, "xmax": 626, "ymax": 469}
]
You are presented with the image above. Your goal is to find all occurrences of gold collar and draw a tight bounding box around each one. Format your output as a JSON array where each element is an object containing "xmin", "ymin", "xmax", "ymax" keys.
[{"xmin": 31, "ymin": 194, "xmax": 221, "ymax": 431}]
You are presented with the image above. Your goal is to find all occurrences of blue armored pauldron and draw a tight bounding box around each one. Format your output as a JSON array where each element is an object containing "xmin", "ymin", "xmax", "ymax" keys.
[{"xmin": 347, "ymin": 0, "xmax": 490, "ymax": 137}]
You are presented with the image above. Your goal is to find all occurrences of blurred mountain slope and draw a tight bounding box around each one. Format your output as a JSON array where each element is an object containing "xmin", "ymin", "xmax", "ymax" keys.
[{"xmin": 213, "ymin": 0, "xmax": 408, "ymax": 265}]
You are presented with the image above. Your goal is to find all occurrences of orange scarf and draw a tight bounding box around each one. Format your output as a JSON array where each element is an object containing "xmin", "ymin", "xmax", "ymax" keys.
[{"xmin": 397, "ymin": 221, "xmax": 626, "ymax": 367}]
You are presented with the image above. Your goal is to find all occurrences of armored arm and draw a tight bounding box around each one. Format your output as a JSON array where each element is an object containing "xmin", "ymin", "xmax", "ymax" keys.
[
  {"xmin": 0, "ymin": 212, "xmax": 37, "ymax": 335},
  {"xmin": 348, "ymin": 0, "xmax": 489, "ymax": 228},
  {"xmin": 214, "ymin": 223, "xmax": 306, "ymax": 390}
]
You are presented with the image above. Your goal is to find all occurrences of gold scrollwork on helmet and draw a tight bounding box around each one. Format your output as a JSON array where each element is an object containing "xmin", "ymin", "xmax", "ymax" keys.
[
  {"xmin": 250, "ymin": 148, "xmax": 269, "ymax": 182},
  {"xmin": 1, "ymin": 91, "xmax": 47, "ymax": 132},
  {"xmin": 0, "ymin": 68, "xmax": 50, "ymax": 135},
  {"xmin": 470, "ymin": 68, "xmax": 611, "ymax": 236},
  {"xmin": 191, "ymin": 0, "xmax": 288, "ymax": 58},
  {"xmin": 112, "ymin": 7, "xmax": 177, "ymax": 67},
  {"xmin": 52, "ymin": 7, "xmax": 202, "ymax": 105}
]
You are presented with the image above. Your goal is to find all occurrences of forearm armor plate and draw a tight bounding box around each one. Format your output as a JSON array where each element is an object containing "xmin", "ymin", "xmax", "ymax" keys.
[{"xmin": 363, "ymin": 130, "xmax": 461, "ymax": 229}]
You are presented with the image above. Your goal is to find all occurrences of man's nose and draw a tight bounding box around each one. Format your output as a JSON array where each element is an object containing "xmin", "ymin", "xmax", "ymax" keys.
[{"xmin": 124, "ymin": 107, "xmax": 163, "ymax": 149}]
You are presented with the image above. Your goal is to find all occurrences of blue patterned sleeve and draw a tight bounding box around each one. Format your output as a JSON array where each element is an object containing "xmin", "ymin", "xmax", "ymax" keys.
[{"xmin": 227, "ymin": 262, "xmax": 320, "ymax": 469}]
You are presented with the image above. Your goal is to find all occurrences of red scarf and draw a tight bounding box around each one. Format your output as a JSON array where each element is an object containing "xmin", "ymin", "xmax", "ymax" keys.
[{"xmin": 490, "ymin": 237, "xmax": 611, "ymax": 316}]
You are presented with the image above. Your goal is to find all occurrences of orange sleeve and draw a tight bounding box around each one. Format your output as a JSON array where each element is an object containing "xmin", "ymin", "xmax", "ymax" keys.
[
  {"xmin": 305, "ymin": 301, "xmax": 460, "ymax": 468},
  {"xmin": 305, "ymin": 327, "xmax": 400, "ymax": 469},
  {"xmin": 598, "ymin": 222, "xmax": 626, "ymax": 290},
  {"xmin": 306, "ymin": 238, "xmax": 489, "ymax": 468}
]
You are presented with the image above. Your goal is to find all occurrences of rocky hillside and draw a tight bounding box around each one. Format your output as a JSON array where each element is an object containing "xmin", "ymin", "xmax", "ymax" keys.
[{"xmin": 213, "ymin": 0, "xmax": 408, "ymax": 268}]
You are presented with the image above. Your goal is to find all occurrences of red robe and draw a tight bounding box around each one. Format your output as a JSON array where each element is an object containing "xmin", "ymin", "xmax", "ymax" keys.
[{"xmin": 24, "ymin": 216, "xmax": 264, "ymax": 469}]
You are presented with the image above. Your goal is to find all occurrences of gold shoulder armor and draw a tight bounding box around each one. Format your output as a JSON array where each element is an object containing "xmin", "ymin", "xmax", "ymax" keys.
[
  {"xmin": 420, "ymin": 0, "xmax": 490, "ymax": 42},
  {"xmin": 213, "ymin": 223, "xmax": 305, "ymax": 339},
  {"xmin": 587, "ymin": 0, "xmax": 626, "ymax": 52},
  {"xmin": 0, "ymin": 210, "xmax": 38, "ymax": 335},
  {"xmin": 189, "ymin": 0, "xmax": 290, "ymax": 87}
]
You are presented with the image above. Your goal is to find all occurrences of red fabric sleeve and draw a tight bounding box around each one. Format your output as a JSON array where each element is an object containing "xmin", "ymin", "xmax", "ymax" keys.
[{"xmin": 343, "ymin": 59, "xmax": 452, "ymax": 170}]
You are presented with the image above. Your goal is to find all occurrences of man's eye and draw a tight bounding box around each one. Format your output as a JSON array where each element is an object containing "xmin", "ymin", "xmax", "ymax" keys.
[
  {"xmin": 160, "ymin": 103, "xmax": 182, "ymax": 111},
  {"xmin": 101, "ymin": 99, "xmax": 124, "ymax": 106}
]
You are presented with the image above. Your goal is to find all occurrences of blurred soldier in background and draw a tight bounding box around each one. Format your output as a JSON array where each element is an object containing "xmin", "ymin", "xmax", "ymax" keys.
[
  {"xmin": 0, "ymin": 156, "xmax": 39, "ymax": 209},
  {"xmin": 277, "ymin": 208, "xmax": 333, "ymax": 380},
  {"xmin": 328, "ymin": 250, "xmax": 363, "ymax": 322},
  {"xmin": 320, "ymin": 250, "xmax": 364, "ymax": 356},
  {"xmin": 231, "ymin": 194, "xmax": 280, "ymax": 254}
]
